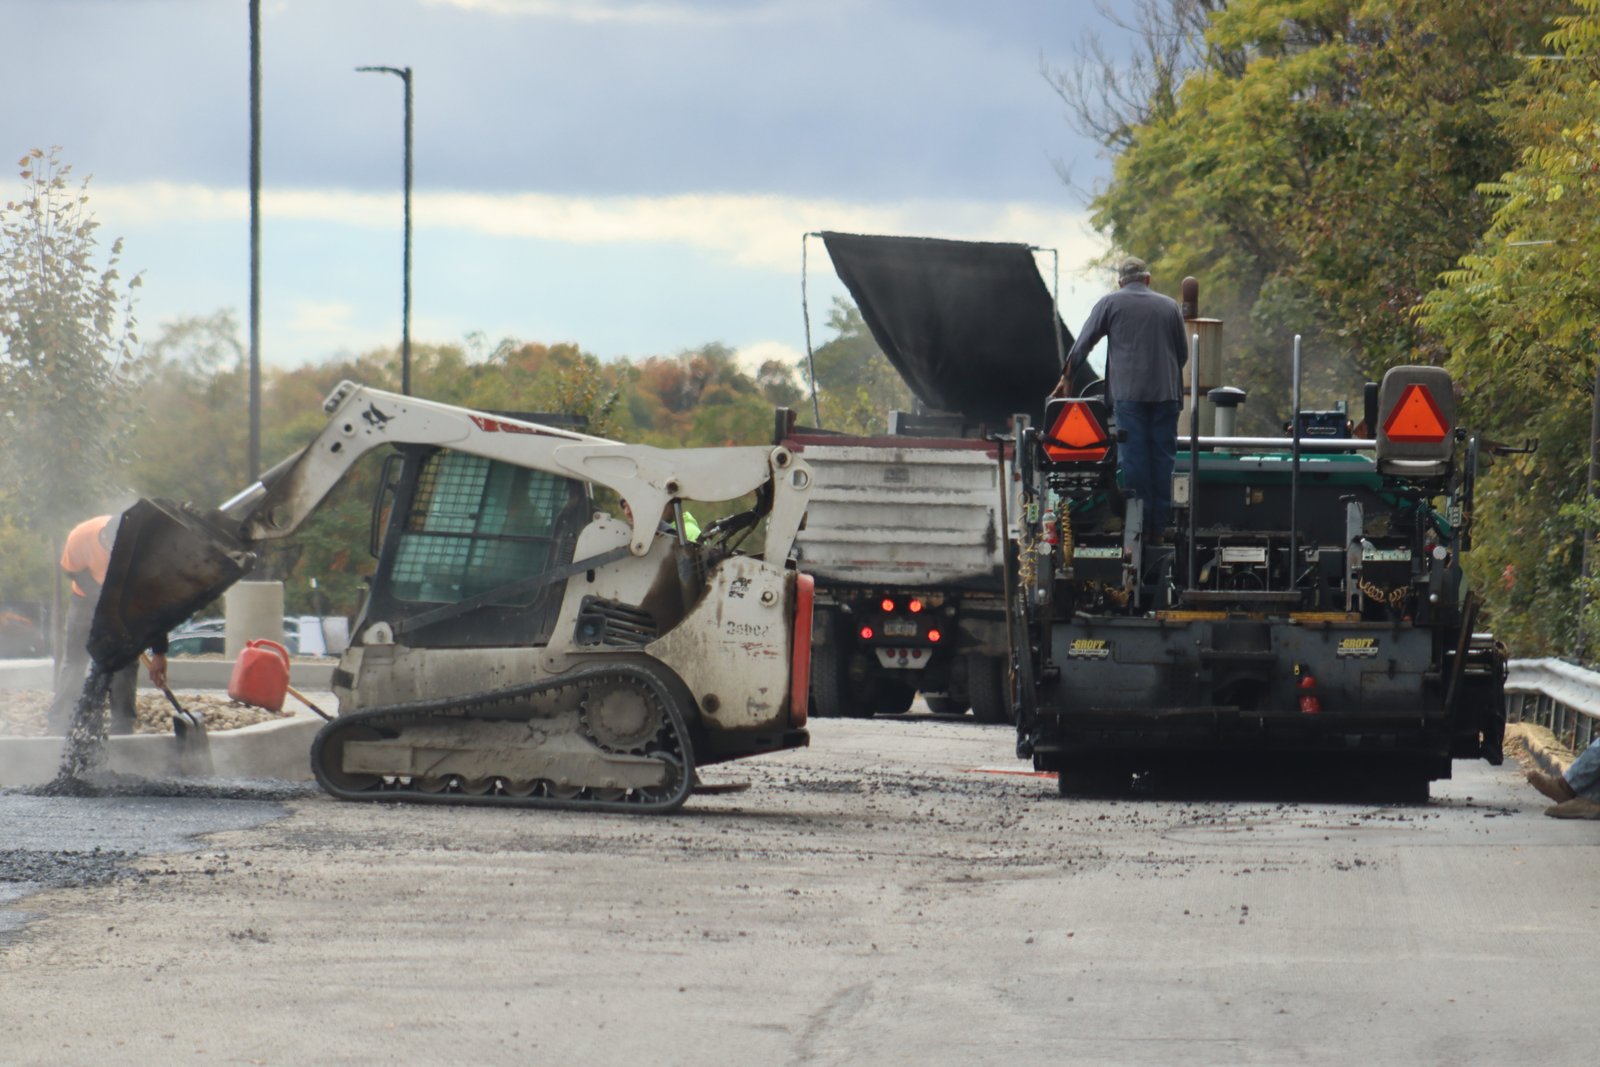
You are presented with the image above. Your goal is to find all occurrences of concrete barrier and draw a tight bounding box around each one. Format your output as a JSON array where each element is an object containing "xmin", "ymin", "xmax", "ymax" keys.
[
  {"xmin": 0, "ymin": 706, "xmax": 326, "ymax": 787},
  {"xmin": 0, "ymin": 658, "xmax": 54, "ymax": 690},
  {"xmin": 164, "ymin": 658, "xmax": 336, "ymax": 691}
]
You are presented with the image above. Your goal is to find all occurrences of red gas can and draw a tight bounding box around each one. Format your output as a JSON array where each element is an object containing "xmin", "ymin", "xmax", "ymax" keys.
[{"xmin": 228, "ymin": 638, "xmax": 291, "ymax": 712}]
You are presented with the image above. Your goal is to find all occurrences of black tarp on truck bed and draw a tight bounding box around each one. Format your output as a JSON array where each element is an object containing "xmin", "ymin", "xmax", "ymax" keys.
[{"xmin": 820, "ymin": 231, "xmax": 1079, "ymax": 425}]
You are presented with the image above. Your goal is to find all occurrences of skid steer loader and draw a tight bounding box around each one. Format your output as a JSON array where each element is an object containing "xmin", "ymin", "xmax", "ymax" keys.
[{"xmin": 89, "ymin": 381, "xmax": 816, "ymax": 813}]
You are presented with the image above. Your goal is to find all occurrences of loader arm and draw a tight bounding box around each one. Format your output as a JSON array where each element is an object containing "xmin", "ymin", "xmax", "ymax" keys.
[{"xmin": 225, "ymin": 381, "xmax": 811, "ymax": 561}]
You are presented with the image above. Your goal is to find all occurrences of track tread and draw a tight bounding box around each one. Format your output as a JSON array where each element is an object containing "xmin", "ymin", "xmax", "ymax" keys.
[{"xmin": 310, "ymin": 658, "xmax": 696, "ymax": 814}]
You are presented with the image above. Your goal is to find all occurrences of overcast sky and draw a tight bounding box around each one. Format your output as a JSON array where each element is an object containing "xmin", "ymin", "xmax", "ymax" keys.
[{"xmin": 6, "ymin": 0, "xmax": 1123, "ymax": 377}]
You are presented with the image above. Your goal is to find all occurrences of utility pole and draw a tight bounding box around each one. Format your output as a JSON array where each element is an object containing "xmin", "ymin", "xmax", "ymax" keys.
[
  {"xmin": 356, "ymin": 65, "xmax": 413, "ymax": 396},
  {"xmin": 248, "ymin": 0, "xmax": 262, "ymax": 477}
]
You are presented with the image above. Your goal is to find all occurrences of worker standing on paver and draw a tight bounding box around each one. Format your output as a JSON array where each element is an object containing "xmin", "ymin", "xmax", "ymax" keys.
[
  {"xmin": 1055, "ymin": 256, "xmax": 1190, "ymax": 540},
  {"xmin": 46, "ymin": 514, "xmax": 168, "ymax": 735}
]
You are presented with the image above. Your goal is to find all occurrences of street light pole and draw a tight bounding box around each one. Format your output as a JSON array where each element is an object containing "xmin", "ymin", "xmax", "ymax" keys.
[
  {"xmin": 356, "ymin": 64, "xmax": 413, "ymax": 396},
  {"xmin": 248, "ymin": 0, "xmax": 262, "ymax": 477}
]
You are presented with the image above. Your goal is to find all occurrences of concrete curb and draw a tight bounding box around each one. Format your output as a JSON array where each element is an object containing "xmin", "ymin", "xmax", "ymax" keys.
[
  {"xmin": 0, "ymin": 659, "xmax": 54, "ymax": 690},
  {"xmin": 0, "ymin": 658, "xmax": 335, "ymax": 692},
  {"xmin": 1505, "ymin": 722, "xmax": 1573, "ymax": 780},
  {"xmin": 0, "ymin": 709, "xmax": 323, "ymax": 788}
]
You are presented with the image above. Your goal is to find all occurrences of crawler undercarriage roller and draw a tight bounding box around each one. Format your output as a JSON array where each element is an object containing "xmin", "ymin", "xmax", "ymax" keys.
[{"xmin": 311, "ymin": 657, "xmax": 698, "ymax": 813}]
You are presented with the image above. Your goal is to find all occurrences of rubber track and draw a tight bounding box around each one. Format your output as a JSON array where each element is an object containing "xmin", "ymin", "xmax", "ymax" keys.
[{"xmin": 309, "ymin": 659, "xmax": 697, "ymax": 814}]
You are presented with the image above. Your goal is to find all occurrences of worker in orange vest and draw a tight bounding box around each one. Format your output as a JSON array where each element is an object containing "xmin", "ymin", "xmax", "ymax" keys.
[{"xmin": 47, "ymin": 514, "xmax": 169, "ymax": 735}]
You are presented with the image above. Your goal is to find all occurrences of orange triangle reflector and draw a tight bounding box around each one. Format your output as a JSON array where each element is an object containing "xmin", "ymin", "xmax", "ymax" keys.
[
  {"xmin": 1045, "ymin": 403, "xmax": 1109, "ymax": 461},
  {"xmin": 1382, "ymin": 384, "xmax": 1449, "ymax": 443}
]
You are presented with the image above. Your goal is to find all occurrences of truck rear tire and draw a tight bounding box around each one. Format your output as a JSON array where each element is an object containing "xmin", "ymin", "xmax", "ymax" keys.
[
  {"xmin": 810, "ymin": 614, "xmax": 875, "ymax": 718},
  {"xmin": 967, "ymin": 655, "xmax": 1012, "ymax": 724},
  {"xmin": 922, "ymin": 692, "xmax": 967, "ymax": 716},
  {"xmin": 876, "ymin": 682, "xmax": 915, "ymax": 715},
  {"xmin": 810, "ymin": 625, "xmax": 849, "ymax": 718}
]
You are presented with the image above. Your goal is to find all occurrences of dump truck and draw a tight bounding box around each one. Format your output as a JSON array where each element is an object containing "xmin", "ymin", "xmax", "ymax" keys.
[
  {"xmin": 89, "ymin": 381, "xmax": 816, "ymax": 812},
  {"xmin": 1011, "ymin": 355, "xmax": 1511, "ymax": 797},
  {"xmin": 791, "ymin": 232, "xmax": 1093, "ymax": 720}
]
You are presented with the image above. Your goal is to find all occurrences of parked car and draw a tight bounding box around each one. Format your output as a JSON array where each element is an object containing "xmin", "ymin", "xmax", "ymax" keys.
[
  {"xmin": 284, "ymin": 615, "xmax": 348, "ymax": 657},
  {"xmin": 166, "ymin": 631, "xmax": 225, "ymax": 656},
  {"xmin": 165, "ymin": 615, "xmax": 347, "ymax": 657}
]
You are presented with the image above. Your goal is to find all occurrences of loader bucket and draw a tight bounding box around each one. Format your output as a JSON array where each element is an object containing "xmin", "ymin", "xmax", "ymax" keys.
[{"xmin": 88, "ymin": 498, "xmax": 257, "ymax": 672}]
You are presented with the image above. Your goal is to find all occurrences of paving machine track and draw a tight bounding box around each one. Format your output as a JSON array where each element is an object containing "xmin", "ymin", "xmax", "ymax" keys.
[{"xmin": 310, "ymin": 657, "xmax": 697, "ymax": 814}]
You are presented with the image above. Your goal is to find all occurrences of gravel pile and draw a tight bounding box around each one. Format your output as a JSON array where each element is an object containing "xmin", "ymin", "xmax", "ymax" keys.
[{"xmin": 0, "ymin": 689, "xmax": 292, "ymax": 738}]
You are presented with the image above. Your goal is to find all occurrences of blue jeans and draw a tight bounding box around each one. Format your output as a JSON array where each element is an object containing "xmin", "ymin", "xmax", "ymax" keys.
[
  {"xmin": 1116, "ymin": 400, "xmax": 1182, "ymax": 533},
  {"xmin": 1567, "ymin": 735, "xmax": 1600, "ymax": 799}
]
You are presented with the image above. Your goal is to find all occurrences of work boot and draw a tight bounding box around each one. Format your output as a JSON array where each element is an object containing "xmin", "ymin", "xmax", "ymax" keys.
[
  {"xmin": 1527, "ymin": 769, "xmax": 1576, "ymax": 803},
  {"xmin": 1544, "ymin": 796, "xmax": 1600, "ymax": 820}
]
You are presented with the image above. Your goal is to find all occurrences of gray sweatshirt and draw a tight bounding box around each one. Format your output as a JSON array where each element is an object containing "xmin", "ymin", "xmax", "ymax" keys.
[{"xmin": 1064, "ymin": 281, "xmax": 1189, "ymax": 403}]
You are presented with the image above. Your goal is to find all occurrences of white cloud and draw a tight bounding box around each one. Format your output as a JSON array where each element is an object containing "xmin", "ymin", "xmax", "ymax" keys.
[
  {"xmin": 284, "ymin": 299, "xmax": 354, "ymax": 332},
  {"xmin": 422, "ymin": 0, "xmax": 793, "ymax": 25},
  {"xmin": 92, "ymin": 182, "xmax": 1104, "ymax": 278},
  {"xmin": 279, "ymin": 299, "xmax": 375, "ymax": 357},
  {"xmin": 733, "ymin": 339, "xmax": 802, "ymax": 377}
]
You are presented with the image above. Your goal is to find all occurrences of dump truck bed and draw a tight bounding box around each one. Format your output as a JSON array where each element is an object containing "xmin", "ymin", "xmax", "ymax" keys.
[{"xmin": 783, "ymin": 434, "xmax": 1004, "ymax": 590}]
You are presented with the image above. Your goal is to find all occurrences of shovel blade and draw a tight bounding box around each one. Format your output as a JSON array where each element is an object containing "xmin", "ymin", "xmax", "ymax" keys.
[
  {"xmin": 89, "ymin": 498, "xmax": 256, "ymax": 672},
  {"xmin": 173, "ymin": 710, "xmax": 214, "ymax": 776}
]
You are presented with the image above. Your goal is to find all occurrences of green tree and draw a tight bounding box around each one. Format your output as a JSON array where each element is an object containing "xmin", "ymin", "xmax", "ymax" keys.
[
  {"xmin": 127, "ymin": 311, "xmax": 250, "ymax": 507},
  {"xmin": 1083, "ymin": 0, "xmax": 1546, "ymax": 430},
  {"xmin": 0, "ymin": 147, "xmax": 142, "ymax": 627},
  {"xmin": 803, "ymin": 300, "xmax": 912, "ymax": 434},
  {"xmin": 1418, "ymin": 1, "xmax": 1600, "ymax": 658},
  {"xmin": 467, "ymin": 340, "xmax": 623, "ymax": 437}
]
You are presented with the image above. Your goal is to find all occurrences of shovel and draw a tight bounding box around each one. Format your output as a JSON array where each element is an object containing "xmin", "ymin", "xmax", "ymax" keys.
[{"xmin": 142, "ymin": 652, "xmax": 214, "ymax": 776}]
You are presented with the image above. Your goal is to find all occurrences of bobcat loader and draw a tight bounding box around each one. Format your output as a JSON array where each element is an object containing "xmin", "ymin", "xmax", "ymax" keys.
[{"xmin": 89, "ymin": 381, "xmax": 816, "ymax": 813}]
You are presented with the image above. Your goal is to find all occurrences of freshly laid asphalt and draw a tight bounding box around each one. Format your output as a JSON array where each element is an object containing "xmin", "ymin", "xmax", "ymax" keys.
[{"xmin": 1, "ymin": 711, "xmax": 1595, "ymax": 1066}]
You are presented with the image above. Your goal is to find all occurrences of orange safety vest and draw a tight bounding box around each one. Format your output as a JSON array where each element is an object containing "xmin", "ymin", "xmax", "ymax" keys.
[{"xmin": 60, "ymin": 515, "xmax": 113, "ymax": 599}]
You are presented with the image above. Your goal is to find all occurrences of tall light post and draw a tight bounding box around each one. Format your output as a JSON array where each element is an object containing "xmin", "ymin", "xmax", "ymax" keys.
[
  {"xmin": 248, "ymin": 0, "xmax": 262, "ymax": 477},
  {"xmin": 356, "ymin": 64, "xmax": 413, "ymax": 396}
]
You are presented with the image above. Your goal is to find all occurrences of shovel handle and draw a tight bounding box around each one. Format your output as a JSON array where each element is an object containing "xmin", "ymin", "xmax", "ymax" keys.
[
  {"xmin": 140, "ymin": 652, "xmax": 202, "ymax": 730},
  {"xmin": 284, "ymin": 681, "xmax": 334, "ymax": 722}
]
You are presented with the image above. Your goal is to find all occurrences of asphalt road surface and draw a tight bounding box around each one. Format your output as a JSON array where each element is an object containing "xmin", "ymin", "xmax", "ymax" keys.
[{"xmin": 2, "ymin": 712, "xmax": 1595, "ymax": 1066}]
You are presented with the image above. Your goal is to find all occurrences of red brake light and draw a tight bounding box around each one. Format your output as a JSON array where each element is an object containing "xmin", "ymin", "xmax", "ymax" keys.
[
  {"xmin": 927, "ymin": 629, "xmax": 942, "ymax": 643},
  {"xmin": 880, "ymin": 598, "xmax": 895, "ymax": 613},
  {"xmin": 859, "ymin": 626, "xmax": 874, "ymax": 640},
  {"xmin": 908, "ymin": 599, "xmax": 923, "ymax": 613}
]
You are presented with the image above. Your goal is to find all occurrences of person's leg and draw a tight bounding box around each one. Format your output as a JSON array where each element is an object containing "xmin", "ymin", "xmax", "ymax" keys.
[
  {"xmin": 1147, "ymin": 399, "xmax": 1182, "ymax": 532},
  {"xmin": 108, "ymin": 662, "xmax": 139, "ymax": 735},
  {"xmin": 1116, "ymin": 401, "xmax": 1154, "ymax": 519},
  {"xmin": 1563, "ymin": 735, "xmax": 1600, "ymax": 798},
  {"xmin": 46, "ymin": 595, "xmax": 93, "ymax": 733}
]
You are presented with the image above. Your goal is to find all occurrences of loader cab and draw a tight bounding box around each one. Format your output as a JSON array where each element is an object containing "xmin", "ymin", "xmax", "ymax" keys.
[{"xmin": 361, "ymin": 445, "xmax": 591, "ymax": 648}]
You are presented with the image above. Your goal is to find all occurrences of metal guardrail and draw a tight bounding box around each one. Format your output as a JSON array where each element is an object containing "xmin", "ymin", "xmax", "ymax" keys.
[{"xmin": 1505, "ymin": 658, "xmax": 1600, "ymax": 754}]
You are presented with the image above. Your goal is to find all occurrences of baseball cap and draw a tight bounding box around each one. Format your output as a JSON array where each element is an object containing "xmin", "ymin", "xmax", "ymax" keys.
[{"xmin": 1117, "ymin": 256, "xmax": 1150, "ymax": 283}]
